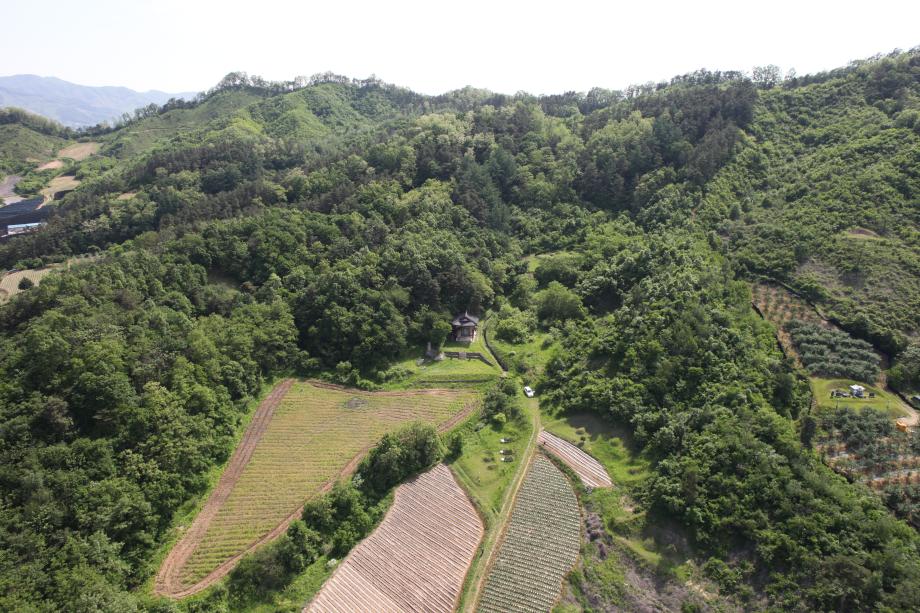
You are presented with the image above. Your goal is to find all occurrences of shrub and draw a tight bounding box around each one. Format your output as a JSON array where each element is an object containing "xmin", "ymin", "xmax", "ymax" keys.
[
  {"xmin": 17, "ymin": 277, "xmax": 34, "ymax": 291},
  {"xmin": 445, "ymin": 431, "xmax": 464, "ymax": 459},
  {"xmin": 536, "ymin": 282, "xmax": 585, "ymax": 324},
  {"xmin": 357, "ymin": 422, "xmax": 441, "ymax": 497},
  {"xmin": 493, "ymin": 304, "xmax": 536, "ymax": 344},
  {"xmin": 227, "ymin": 519, "xmax": 320, "ymax": 603},
  {"xmin": 534, "ymin": 253, "xmax": 584, "ymax": 287},
  {"xmin": 482, "ymin": 378, "xmax": 521, "ymax": 422}
]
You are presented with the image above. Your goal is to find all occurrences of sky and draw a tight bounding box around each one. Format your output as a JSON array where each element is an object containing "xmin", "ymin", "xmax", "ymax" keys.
[{"xmin": 1, "ymin": 0, "xmax": 918, "ymax": 96}]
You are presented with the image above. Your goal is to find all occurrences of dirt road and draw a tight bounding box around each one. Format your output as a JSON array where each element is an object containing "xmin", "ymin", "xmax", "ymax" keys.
[
  {"xmin": 155, "ymin": 379, "xmax": 482, "ymax": 599},
  {"xmin": 0, "ymin": 175, "xmax": 23, "ymax": 205},
  {"xmin": 155, "ymin": 379, "xmax": 294, "ymax": 598}
]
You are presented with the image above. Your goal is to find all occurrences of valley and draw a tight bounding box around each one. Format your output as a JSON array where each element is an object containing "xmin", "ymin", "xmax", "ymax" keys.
[{"xmin": 1, "ymin": 46, "xmax": 920, "ymax": 613}]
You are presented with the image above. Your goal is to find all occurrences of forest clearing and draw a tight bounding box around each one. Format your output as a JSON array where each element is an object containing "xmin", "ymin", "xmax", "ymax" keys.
[
  {"xmin": 40, "ymin": 174, "xmax": 80, "ymax": 200},
  {"xmin": 0, "ymin": 174, "xmax": 22, "ymax": 204},
  {"xmin": 156, "ymin": 380, "xmax": 478, "ymax": 598},
  {"xmin": 537, "ymin": 429, "xmax": 613, "ymax": 489},
  {"xmin": 35, "ymin": 159, "xmax": 63, "ymax": 171},
  {"xmin": 0, "ymin": 266, "xmax": 54, "ymax": 302},
  {"xmin": 305, "ymin": 463, "xmax": 483, "ymax": 613},
  {"xmin": 55, "ymin": 141, "xmax": 100, "ymax": 160},
  {"xmin": 476, "ymin": 455, "xmax": 581, "ymax": 613}
]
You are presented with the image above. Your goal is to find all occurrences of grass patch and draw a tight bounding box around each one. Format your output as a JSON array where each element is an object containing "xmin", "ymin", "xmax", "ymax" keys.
[
  {"xmin": 810, "ymin": 377, "xmax": 909, "ymax": 419},
  {"xmin": 386, "ymin": 335, "xmax": 501, "ymax": 387},
  {"xmin": 451, "ymin": 410, "xmax": 533, "ymax": 519},
  {"xmin": 490, "ymin": 330, "xmax": 557, "ymax": 378},
  {"xmin": 542, "ymin": 411, "xmax": 652, "ymax": 489}
]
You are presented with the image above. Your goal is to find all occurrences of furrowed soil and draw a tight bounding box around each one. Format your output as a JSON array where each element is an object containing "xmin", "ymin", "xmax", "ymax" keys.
[
  {"xmin": 156, "ymin": 380, "xmax": 478, "ymax": 598},
  {"xmin": 306, "ymin": 463, "xmax": 483, "ymax": 613},
  {"xmin": 538, "ymin": 429, "xmax": 613, "ymax": 489}
]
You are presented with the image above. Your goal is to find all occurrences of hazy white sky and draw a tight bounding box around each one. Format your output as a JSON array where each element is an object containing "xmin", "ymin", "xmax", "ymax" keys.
[{"xmin": 2, "ymin": 0, "xmax": 918, "ymax": 95}]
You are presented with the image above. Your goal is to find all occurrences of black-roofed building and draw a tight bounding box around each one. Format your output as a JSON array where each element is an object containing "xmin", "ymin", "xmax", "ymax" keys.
[
  {"xmin": 450, "ymin": 311, "xmax": 479, "ymax": 343},
  {"xmin": 0, "ymin": 198, "xmax": 49, "ymax": 238}
]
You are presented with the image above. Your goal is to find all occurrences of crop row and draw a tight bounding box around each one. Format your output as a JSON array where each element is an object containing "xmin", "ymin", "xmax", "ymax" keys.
[
  {"xmin": 477, "ymin": 456, "xmax": 581, "ymax": 613},
  {"xmin": 179, "ymin": 382, "xmax": 475, "ymax": 586},
  {"xmin": 538, "ymin": 429, "xmax": 612, "ymax": 489},
  {"xmin": 307, "ymin": 464, "xmax": 483, "ymax": 612}
]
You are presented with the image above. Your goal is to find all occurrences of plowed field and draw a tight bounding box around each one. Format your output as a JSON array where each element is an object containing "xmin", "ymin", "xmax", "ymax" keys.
[
  {"xmin": 156, "ymin": 380, "xmax": 477, "ymax": 598},
  {"xmin": 306, "ymin": 464, "xmax": 483, "ymax": 612},
  {"xmin": 538, "ymin": 429, "xmax": 612, "ymax": 488}
]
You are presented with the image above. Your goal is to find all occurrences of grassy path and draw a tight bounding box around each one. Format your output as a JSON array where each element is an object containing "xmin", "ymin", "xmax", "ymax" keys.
[{"xmin": 460, "ymin": 395, "xmax": 540, "ymax": 612}]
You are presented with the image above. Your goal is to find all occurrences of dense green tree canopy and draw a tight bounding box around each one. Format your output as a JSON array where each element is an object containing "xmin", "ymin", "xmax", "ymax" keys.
[{"xmin": 0, "ymin": 51, "xmax": 919, "ymax": 611}]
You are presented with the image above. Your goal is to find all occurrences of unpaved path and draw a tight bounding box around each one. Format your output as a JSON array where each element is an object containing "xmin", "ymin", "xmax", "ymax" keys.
[
  {"xmin": 0, "ymin": 175, "xmax": 23, "ymax": 205},
  {"xmin": 897, "ymin": 402, "xmax": 919, "ymax": 429},
  {"xmin": 155, "ymin": 379, "xmax": 294, "ymax": 598},
  {"xmin": 155, "ymin": 379, "xmax": 481, "ymax": 599}
]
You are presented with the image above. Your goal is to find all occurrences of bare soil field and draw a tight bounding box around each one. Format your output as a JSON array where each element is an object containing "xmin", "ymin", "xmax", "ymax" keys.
[
  {"xmin": 845, "ymin": 227, "xmax": 883, "ymax": 240},
  {"xmin": 156, "ymin": 380, "xmax": 479, "ymax": 598},
  {"xmin": 0, "ymin": 174, "xmax": 23, "ymax": 205},
  {"xmin": 56, "ymin": 142, "xmax": 100, "ymax": 161},
  {"xmin": 306, "ymin": 463, "xmax": 483, "ymax": 613},
  {"xmin": 538, "ymin": 429, "xmax": 613, "ymax": 489},
  {"xmin": 41, "ymin": 175, "xmax": 80, "ymax": 201},
  {"xmin": 35, "ymin": 159, "xmax": 64, "ymax": 171}
]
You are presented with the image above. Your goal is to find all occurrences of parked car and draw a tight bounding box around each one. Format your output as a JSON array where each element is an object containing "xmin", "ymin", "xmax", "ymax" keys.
[{"xmin": 523, "ymin": 385, "xmax": 535, "ymax": 398}]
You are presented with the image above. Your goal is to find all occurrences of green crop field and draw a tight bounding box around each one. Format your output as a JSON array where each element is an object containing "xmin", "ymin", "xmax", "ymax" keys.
[
  {"xmin": 477, "ymin": 455, "xmax": 581, "ymax": 613},
  {"xmin": 176, "ymin": 381, "xmax": 477, "ymax": 589}
]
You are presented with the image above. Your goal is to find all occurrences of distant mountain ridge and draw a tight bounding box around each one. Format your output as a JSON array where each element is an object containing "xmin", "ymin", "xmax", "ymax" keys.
[{"xmin": 0, "ymin": 74, "xmax": 197, "ymax": 127}]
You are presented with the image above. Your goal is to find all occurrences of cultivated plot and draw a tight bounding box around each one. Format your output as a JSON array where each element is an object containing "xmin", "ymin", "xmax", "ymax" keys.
[
  {"xmin": 306, "ymin": 463, "xmax": 483, "ymax": 613},
  {"xmin": 56, "ymin": 142, "xmax": 101, "ymax": 161},
  {"xmin": 156, "ymin": 380, "xmax": 477, "ymax": 597},
  {"xmin": 477, "ymin": 455, "xmax": 581, "ymax": 613},
  {"xmin": 0, "ymin": 267, "xmax": 54, "ymax": 302},
  {"xmin": 538, "ymin": 429, "xmax": 612, "ymax": 489}
]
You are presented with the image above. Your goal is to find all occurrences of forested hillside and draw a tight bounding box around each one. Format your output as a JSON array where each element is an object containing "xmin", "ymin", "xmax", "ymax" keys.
[
  {"xmin": 1, "ymin": 53, "xmax": 920, "ymax": 611},
  {"xmin": 704, "ymin": 54, "xmax": 920, "ymax": 354}
]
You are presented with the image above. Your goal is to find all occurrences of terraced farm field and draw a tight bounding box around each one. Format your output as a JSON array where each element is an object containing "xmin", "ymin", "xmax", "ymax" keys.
[
  {"xmin": 0, "ymin": 267, "xmax": 54, "ymax": 303},
  {"xmin": 306, "ymin": 463, "xmax": 483, "ymax": 612},
  {"xmin": 477, "ymin": 456, "xmax": 581, "ymax": 613},
  {"xmin": 538, "ymin": 429, "xmax": 612, "ymax": 489},
  {"xmin": 751, "ymin": 282, "xmax": 832, "ymax": 366},
  {"xmin": 156, "ymin": 380, "xmax": 478, "ymax": 598}
]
